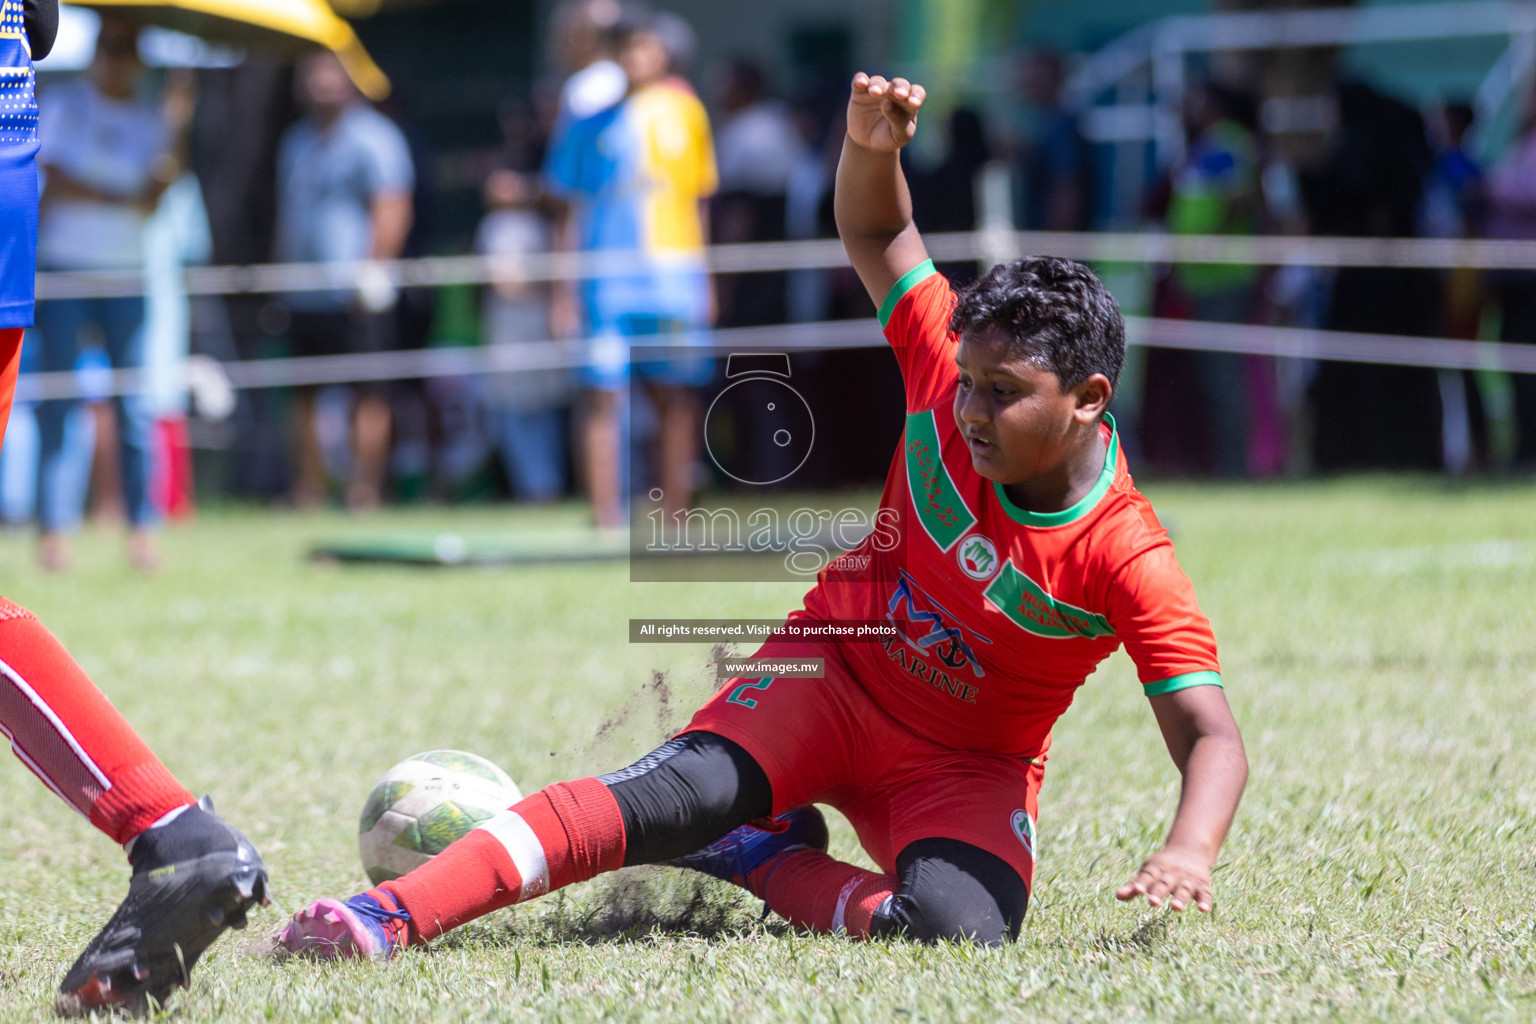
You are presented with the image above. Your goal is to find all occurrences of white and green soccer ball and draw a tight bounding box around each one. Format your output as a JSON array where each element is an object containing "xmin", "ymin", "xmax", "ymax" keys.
[{"xmin": 358, "ymin": 750, "xmax": 522, "ymax": 886}]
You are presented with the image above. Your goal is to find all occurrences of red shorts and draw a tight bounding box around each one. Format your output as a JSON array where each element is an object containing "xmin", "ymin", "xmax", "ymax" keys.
[
  {"xmin": 0, "ymin": 327, "xmax": 20, "ymax": 442},
  {"xmin": 684, "ymin": 635, "xmax": 1045, "ymax": 890}
]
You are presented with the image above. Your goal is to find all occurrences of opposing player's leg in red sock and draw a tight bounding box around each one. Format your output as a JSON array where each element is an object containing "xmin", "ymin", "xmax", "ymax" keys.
[
  {"xmin": 382, "ymin": 777, "xmax": 626, "ymax": 943},
  {"xmin": 280, "ymin": 731, "xmax": 769, "ymax": 959},
  {"xmin": 0, "ymin": 599, "xmax": 195, "ymax": 845},
  {"xmin": 0, "ymin": 598, "xmax": 268, "ymax": 1010},
  {"xmin": 749, "ymin": 849, "xmax": 895, "ymax": 938}
]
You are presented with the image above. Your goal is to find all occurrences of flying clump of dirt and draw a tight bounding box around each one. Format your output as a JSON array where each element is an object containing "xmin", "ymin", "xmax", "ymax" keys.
[
  {"xmin": 648, "ymin": 670, "xmax": 673, "ymax": 737},
  {"xmin": 707, "ymin": 643, "xmax": 740, "ymax": 689},
  {"xmin": 512, "ymin": 645, "xmax": 776, "ymax": 944},
  {"xmin": 592, "ymin": 669, "xmax": 679, "ymax": 753},
  {"xmin": 583, "ymin": 643, "xmax": 736, "ymax": 767}
]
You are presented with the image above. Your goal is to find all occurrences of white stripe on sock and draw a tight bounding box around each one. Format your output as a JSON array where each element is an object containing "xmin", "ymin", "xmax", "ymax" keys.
[
  {"xmin": 0, "ymin": 656, "xmax": 113, "ymax": 791},
  {"xmin": 475, "ymin": 810, "xmax": 550, "ymax": 899},
  {"xmin": 831, "ymin": 875, "xmax": 866, "ymax": 934},
  {"xmin": 0, "ymin": 719, "xmax": 81, "ymax": 812}
]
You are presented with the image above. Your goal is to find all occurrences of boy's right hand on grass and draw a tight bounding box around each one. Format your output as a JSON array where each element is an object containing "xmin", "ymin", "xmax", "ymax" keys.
[
  {"xmin": 1115, "ymin": 842, "xmax": 1216, "ymax": 913},
  {"xmin": 847, "ymin": 73, "xmax": 926, "ymax": 153}
]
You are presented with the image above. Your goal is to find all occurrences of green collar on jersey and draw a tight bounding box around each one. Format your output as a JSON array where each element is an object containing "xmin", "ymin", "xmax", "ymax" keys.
[
  {"xmin": 992, "ymin": 414, "xmax": 1120, "ymax": 528},
  {"xmin": 879, "ymin": 259, "xmax": 939, "ymax": 329}
]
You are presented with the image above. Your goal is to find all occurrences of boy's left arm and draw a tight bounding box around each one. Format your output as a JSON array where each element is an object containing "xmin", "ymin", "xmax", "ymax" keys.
[{"xmin": 1117, "ymin": 685, "xmax": 1248, "ymax": 912}]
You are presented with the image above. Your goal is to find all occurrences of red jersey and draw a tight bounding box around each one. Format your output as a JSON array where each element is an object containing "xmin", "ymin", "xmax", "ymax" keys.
[{"xmin": 800, "ymin": 261, "xmax": 1221, "ymax": 759}]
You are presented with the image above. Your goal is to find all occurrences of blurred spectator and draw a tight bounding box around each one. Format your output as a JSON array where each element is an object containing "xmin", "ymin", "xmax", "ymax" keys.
[
  {"xmin": 1259, "ymin": 149, "xmax": 1326, "ymax": 477},
  {"xmin": 193, "ymin": 63, "xmax": 299, "ymax": 501},
  {"xmin": 1420, "ymin": 102, "xmax": 1484, "ymax": 242},
  {"xmin": 1420, "ymin": 101, "xmax": 1488, "ymax": 473},
  {"xmin": 494, "ymin": 89, "xmax": 556, "ymax": 176},
  {"xmin": 713, "ymin": 57, "xmax": 804, "ymax": 326},
  {"xmin": 541, "ymin": 0, "xmax": 626, "ymax": 430},
  {"xmin": 909, "ymin": 106, "xmax": 991, "ymax": 286},
  {"xmin": 544, "ymin": 9, "xmax": 717, "ymax": 528},
  {"xmin": 1011, "ymin": 50, "xmax": 1091, "ymax": 233},
  {"xmin": 477, "ymin": 168, "xmax": 569, "ymax": 502},
  {"xmin": 1152, "ymin": 80, "xmax": 1261, "ymax": 478},
  {"xmin": 274, "ymin": 52, "xmax": 414, "ymax": 511},
  {"xmin": 710, "ymin": 59, "xmax": 809, "ymax": 489},
  {"xmin": 141, "ymin": 113, "xmax": 214, "ymax": 520},
  {"xmin": 33, "ymin": 17, "xmax": 189, "ymax": 571},
  {"xmin": 1303, "ymin": 82, "xmax": 1441, "ymax": 471},
  {"xmin": 1484, "ymin": 86, "xmax": 1536, "ymax": 466},
  {"xmin": 784, "ymin": 94, "xmax": 839, "ymax": 324},
  {"xmin": 548, "ymin": 0, "xmax": 626, "ymax": 128},
  {"xmin": 651, "ymin": 9, "xmax": 697, "ymax": 89},
  {"xmin": 373, "ymin": 86, "xmax": 440, "ymax": 503},
  {"xmin": 715, "ymin": 59, "xmax": 801, "ymax": 200}
]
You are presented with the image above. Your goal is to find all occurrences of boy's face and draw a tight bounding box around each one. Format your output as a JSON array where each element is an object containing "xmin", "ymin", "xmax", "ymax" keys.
[
  {"xmin": 953, "ymin": 326, "xmax": 1103, "ymax": 485},
  {"xmin": 620, "ymin": 30, "xmax": 669, "ymax": 89}
]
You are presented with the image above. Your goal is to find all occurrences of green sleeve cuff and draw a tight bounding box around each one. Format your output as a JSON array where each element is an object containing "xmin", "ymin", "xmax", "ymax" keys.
[
  {"xmin": 1142, "ymin": 671, "xmax": 1223, "ymax": 697},
  {"xmin": 877, "ymin": 259, "xmax": 938, "ymax": 328}
]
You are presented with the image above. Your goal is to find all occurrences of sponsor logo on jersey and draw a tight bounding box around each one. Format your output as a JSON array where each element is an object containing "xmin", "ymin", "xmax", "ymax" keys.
[
  {"xmin": 877, "ymin": 634, "xmax": 980, "ymax": 704},
  {"xmin": 984, "ymin": 560, "xmax": 1116, "ymax": 640},
  {"xmin": 904, "ymin": 410, "xmax": 976, "ymax": 552},
  {"xmin": 1010, "ymin": 809, "xmax": 1037, "ymax": 862},
  {"xmin": 957, "ymin": 534, "xmax": 1000, "ymax": 581},
  {"xmin": 887, "ymin": 568, "xmax": 991, "ymax": 678}
]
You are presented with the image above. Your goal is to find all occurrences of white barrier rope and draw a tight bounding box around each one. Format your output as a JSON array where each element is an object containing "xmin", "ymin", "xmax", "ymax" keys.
[
  {"xmin": 14, "ymin": 316, "xmax": 1536, "ymax": 405},
  {"xmin": 31, "ymin": 230, "xmax": 1536, "ymax": 301},
  {"xmin": 1125, "ymin": 317, "xmax": 1536, "ymax": 371},
  {"xmin": 19, "ymin": 230, "xmax": 1536, "ymax": 405}
]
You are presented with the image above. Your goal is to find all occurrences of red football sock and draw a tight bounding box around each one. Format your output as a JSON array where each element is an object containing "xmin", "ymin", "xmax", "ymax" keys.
[
  {"xmin": 0, "ymin": 600, "xmax": 196, "ymax": 846},
  {"xmin": 383, "ymin": 777, "xmax": 626, "ymax": 943},
  {"xmin": 751, "ymin": 849, "xmax": 895, "ymax": 938}
]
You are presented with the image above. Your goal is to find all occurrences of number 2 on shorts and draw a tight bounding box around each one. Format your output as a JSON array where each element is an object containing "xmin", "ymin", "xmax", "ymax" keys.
[{"xmin": 726, "ymin": 677, "xmax": 775, "ymax": 709}]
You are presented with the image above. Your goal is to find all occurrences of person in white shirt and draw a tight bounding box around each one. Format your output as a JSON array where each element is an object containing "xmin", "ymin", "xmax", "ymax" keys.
[{"xmin": 712, "ymin": 57, "xmax": 806, "ymax": 328}]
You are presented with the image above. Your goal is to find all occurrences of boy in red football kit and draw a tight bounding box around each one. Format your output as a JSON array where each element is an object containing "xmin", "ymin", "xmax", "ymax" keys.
[
  {"xmin": 0, "ymin": 0, "xmax": 266, "ymax": 1012},
  {"xmin": 280, "ymin": 72, "xmax": 1246, "ymax": 956}
]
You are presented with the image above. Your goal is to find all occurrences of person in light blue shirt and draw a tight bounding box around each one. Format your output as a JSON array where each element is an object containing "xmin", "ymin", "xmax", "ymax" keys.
[
  {"xmin": 274, "ymin": 52, "xmax": 414, "ymax": 510},
  {"xmin": 543, "ymin": 11, "xmax": 717, "ymax": 529}
]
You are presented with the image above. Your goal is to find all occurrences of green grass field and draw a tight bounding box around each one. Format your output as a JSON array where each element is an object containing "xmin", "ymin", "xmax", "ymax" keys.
[{"xmin": 1, "ymin": 479, "xmax": 1534, "ymax": 1022}]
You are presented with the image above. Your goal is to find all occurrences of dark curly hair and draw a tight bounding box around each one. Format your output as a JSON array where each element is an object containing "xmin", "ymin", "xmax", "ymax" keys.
[{"xmin": 949, "ymin": 256, "xmax": 1126, "ymax": 391}]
